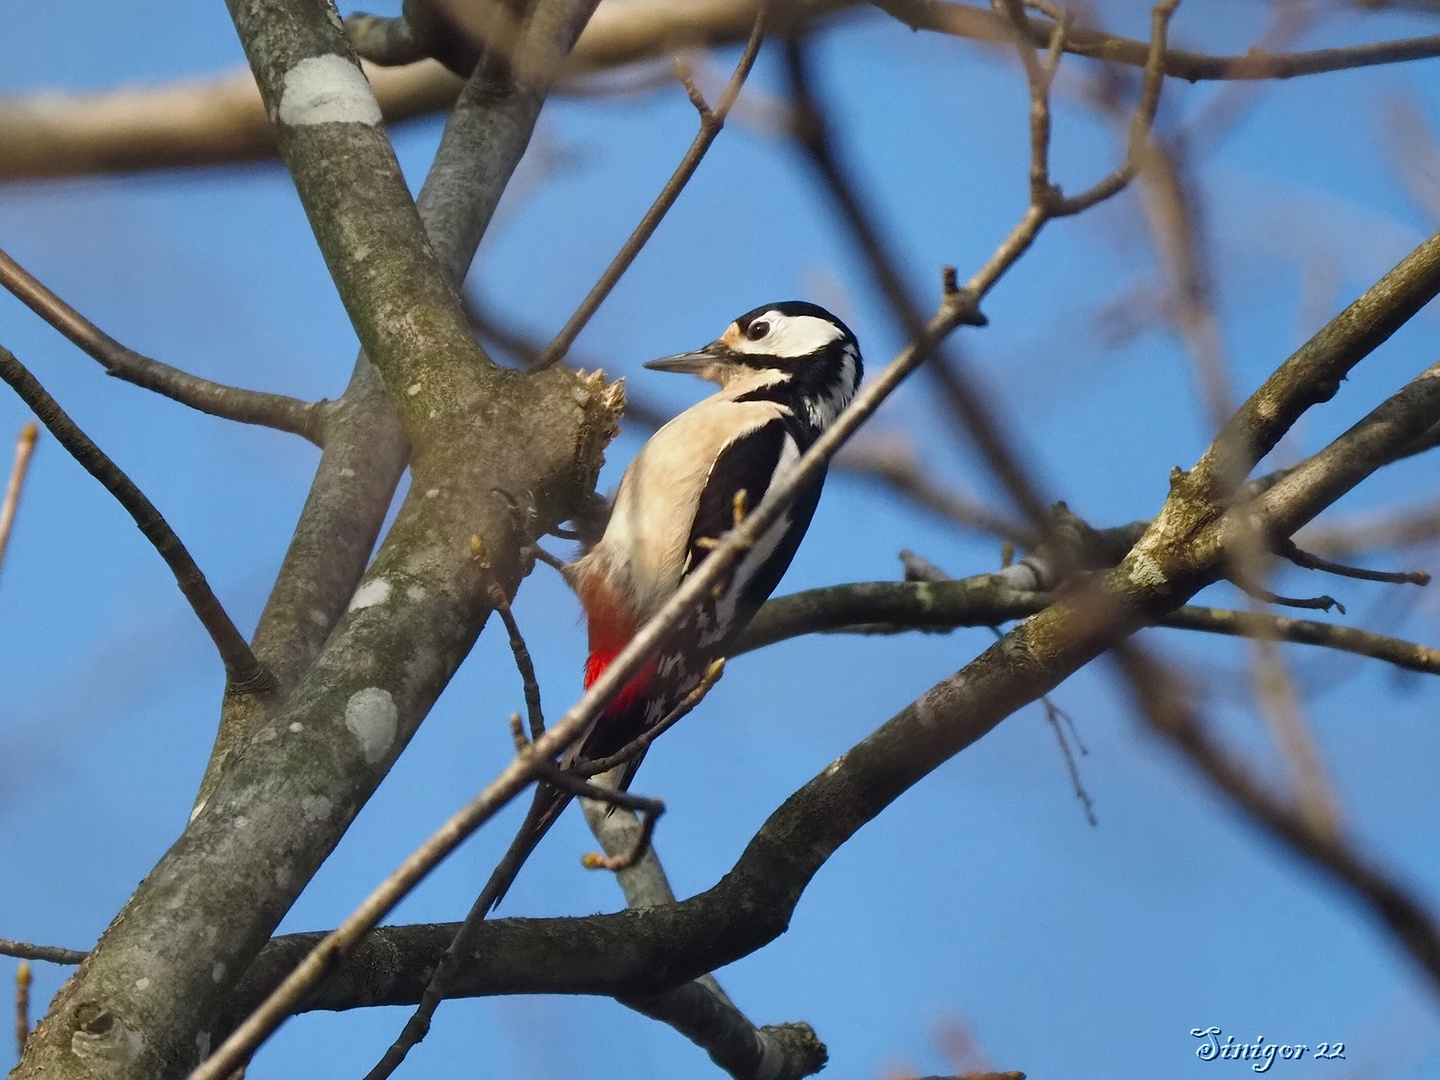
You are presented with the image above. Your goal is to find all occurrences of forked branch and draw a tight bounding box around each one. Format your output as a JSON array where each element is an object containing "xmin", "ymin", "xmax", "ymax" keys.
[
  {"xmin": 530, "ymin": 10, "xmax": 768, "ymax": 370},
  {"xmin": 0, "ymin": 345, "xmax": 273, "ymax": 696},
  {"xmin": 0, "ymin": 247, "xmax": 327, "ymax": 444}
]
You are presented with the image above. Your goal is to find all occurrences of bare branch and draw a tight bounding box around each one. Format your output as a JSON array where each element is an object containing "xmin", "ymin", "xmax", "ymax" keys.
[
  {"xmin": 0, "ymin": 0, "xmax": 850, "ymax": 183},
  {"xmin": 784, "ymin": 34, "xmax": 1051, "ymax": 530},
  {"xmin": 1277, "ymin": 537, "xmax": 1431, "ymax": 586},
  {"xmin": 575, "ymin": 801, "xmax": 827, "ymax": 1079},
  {"xmin": 531, "ymin": 9, "xmax": 768, "ymax": 369},
  {"xmin": 873, "ymin": 0, "xmax": 1440, "ymax": 82},
  {"xmin": 1193, "ymin": 235, "xmax": 1440, "ymax": 504},
  {"xmin": 734, "ymin": 576, "xmax": 1440, "ymax": 675},
  {"xmin": 0, "ymin": 940, "xmax": 86, "ymax": 967},
  {"xmin": 1114, "ymin": 644, "xmax": 1440, "ymax": 992},
  {"xmin": 1160, "ymin": 606, "xmax": 1440, "ymax": 676},
  {"xmin": 0, "ymin": 247, "xmax": 327, "ymax": 444},
  {"xmin": 1250, "ymin": 636, "xmax": 1342, "ymax": 840},
  {"xmin": 472, "ymin": 535, "xmax": 545, "ymax": 741},
  {"xmin": 10, "ymin": 0, "xmax": 1440, "ymax": 183},
  {"xmin": 0, "ymin": 420, "xmax": 38, "ymax": 582},
  {"xmin": 196, "ymin": 254, "xmax": 983, "ymax": 1080},
  {"xmin": 14, "ymin": 962, "xmax": 30, "ymax": 1060},
  {"xmin": 0, "ymin": 345, "xmax": 274, "ymax": 696},
  {"xmin": 570, "ymin": 658, "xmax": 725, "ymax": 777}
]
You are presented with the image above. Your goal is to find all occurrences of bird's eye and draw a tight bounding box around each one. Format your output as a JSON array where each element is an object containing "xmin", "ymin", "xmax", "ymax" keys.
[{"xmin": 745, "ymin": 320, "xmax": 770, "ymax": 341}]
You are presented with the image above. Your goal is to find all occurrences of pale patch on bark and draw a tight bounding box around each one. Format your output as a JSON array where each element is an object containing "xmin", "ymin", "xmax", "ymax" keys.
[
  {"xmin": 348, "ymin": 578, "xmax": 392, "ymax": 612},
  {"xmin": 277, "ymin": 54, "xmax": 382, "ymax": 127},
  {"xmin": 344, "ymin": 687, "xmax": 398, "ymax": 764}
]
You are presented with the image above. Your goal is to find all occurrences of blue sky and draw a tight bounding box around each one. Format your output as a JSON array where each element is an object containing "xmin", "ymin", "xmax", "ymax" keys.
[{"xmin": 3, "ymin": 1, "xmax": 1440, "ymax": 1078}]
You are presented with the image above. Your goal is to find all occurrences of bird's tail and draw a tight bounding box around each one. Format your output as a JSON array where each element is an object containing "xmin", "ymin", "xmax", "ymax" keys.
[{"xmin": 477, "ymin": 780, "xmax": 573, "ymax": 914}]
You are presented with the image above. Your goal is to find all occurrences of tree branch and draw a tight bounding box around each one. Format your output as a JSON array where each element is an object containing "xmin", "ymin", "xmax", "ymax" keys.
[
  {"xmin": 872, "ymin": 0, "xmax": 1440, "ymax": 82},
  {"xmin": 0, "ymin": 345, "xmax": 274, "ymax": 696},
  {"xmin": 11, "ymin": 1, "xmax": 1440, "ymax": 183},
  {"xmin": 784, "ymin": 0, "xmax": 1182, "ymax": 532},
  {"xmin": 0, "ymin": 246, "xmax": 328, "ymax": 444},
  {"xmin": 531, "ymin": 9, "xmax": 767, "ymax": 369},
  {"xmin": 11, "ymin": 1, "xmax": 617, "ymax": 1077},
  {"xmin": 1114, "ymin": 644, "xmax": 1440, "ymax": 992},
  {"xmin": 0, "ymin": 420, "xmax": 38, "ymax": 581},
  {"xmin": 0, "ymin": 940, "xmax": 87, "ymax": 967},
  {"xmin": 578, "ymin": 799, "xmax": 827, "ymax": 1079},
  {"xmin": 732, "ymin": 577, "xmax": 1440, "ymax": 675},
  {"xmin": 1194, "ymin": 232, "xmax": 1440, "ymax": 503}
]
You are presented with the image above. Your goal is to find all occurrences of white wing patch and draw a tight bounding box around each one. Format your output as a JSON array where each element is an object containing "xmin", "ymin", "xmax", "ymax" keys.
[{"xmin": 700, "ymin": 431, "xmax": 803, "ymax": 646}]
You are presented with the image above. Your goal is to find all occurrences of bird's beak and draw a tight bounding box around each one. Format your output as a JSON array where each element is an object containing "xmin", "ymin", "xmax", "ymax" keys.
[{"xmin": 643, "ymin": 344, "xmax": 722, "ymax": 376}]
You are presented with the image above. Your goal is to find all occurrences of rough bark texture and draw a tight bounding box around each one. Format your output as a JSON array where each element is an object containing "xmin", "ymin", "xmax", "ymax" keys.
[{"xmin": 12, "ymin": 1, "xmax": 612, "ymax": 1077}]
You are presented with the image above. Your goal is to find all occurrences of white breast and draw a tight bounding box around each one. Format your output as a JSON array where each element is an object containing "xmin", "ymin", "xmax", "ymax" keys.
[{"xmin": 580, "ymin": 393, "xmax": 792, "ymax": 620}]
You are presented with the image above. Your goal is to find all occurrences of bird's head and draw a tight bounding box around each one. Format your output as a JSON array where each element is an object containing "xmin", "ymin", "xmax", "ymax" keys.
[{"xmin": 644, "ymin": 300, "xmax": 863, "ymax": 431}]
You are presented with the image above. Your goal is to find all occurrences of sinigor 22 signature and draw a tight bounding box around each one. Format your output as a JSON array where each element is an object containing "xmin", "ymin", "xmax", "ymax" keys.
[{"xmin": 1191, "ymin": 1028, "xmax": 1346, "ymax": 1071}]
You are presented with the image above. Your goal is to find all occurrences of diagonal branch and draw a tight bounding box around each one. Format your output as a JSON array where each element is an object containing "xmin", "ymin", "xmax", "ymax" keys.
[
  {"xmin": 191, "ymin": 262, "xmax": 980, "ymax": 1080},
  {"xmin": 783, "ymin": 0, "xmax": 1182, "ymax": 533},
  {"xmin": 1114, "ymin": 644, "xmax": 1440, "ymax": 991},
  {"xmin": 0, "ymin": 940, "xmax": 87, "ymax": 967},
  {"xmin": 0, "ymin": 420, "xmax": 38, "ymax": 582},
  {"xmin": 731, "ymin": 577, "xmax": 1440, "ymax": 675},
  {"xmin": 12, "ymin": 3, "xmax": 1440, "ymax": 183},
  {"xmin": 0, "ymin": 247, "xmax": 327, "ymax": 444},
  {"xmin": 531, "ymin": 9, "xmax": 767, "ymax": 370},
  {"xmin": 216, "ymin": 340, "xmax": 1440, "ymax": 1025},
  {"xmin": 584, "ymin": 801, "xmax": 827, "ymax": 1080},
  {"xmin": 873, "ymin": 0, "xmax": 1440, "ymax": 82},
  {"xmin": 0, "ymin": 345, "xmax": 273, "ymax": 696}
]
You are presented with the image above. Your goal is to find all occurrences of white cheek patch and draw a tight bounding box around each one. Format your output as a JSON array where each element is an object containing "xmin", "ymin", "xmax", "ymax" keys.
[
  {"xmin": 733, "ymin": 313, "xmax": 846, "ymax": 359},
  {"xmin": 278, "ymin": 54, "xmax": 383, "ymax": 127}
]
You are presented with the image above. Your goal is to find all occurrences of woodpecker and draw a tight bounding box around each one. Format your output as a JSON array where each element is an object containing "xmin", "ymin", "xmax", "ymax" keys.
[{"xmin": 480, "ymin": 300, "xmax": 862, "ymax": 911}]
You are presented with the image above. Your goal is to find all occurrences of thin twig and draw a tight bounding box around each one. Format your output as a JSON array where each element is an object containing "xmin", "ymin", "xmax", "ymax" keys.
[
  {"xmin": 1041, "ymin": 697, "xmax": 1096, "ymax": 826},
  {"xmin": 1114, "ymin": 644, "xmax": 1440, "ymax": 993},
  {"xmin": 1229, "ymin": 572, "xmax": 1342, "ymax": 614},
  {"xmin": 1159, "ymin": 606, "xmax": 1440, "ymax": 676},
  {"xmin": 0, "ymin": 345, "xmax": 274, "ymax": 696},
  {"xmin": 1278, "ymin": 538, "xmax": 1431, "ymax": 586},
  {"xmin": 188, "ymin": 256, "xmax": 981, "ymax": 1080},
  {"xmin": 0, "ymin": 247, "xmax": 327, "ymax": 444},
  {"xmin": 530, "ymin": 10, "xmax": 768, "ymax": 370},
  {"xmin": 0, "ymin": 939, "xmax": 87, "ymax": 966},
  {"xmin": 14, "ymin": 961, "xmax": 29, "ymax": 1060},
  {"xmin": 873, "ymin": 0, "xmax": 1440, "ymax": 81},
  {"xmin": 569, "ymin": 659, "xmax": 725, "ymax": 777},
  {"xmin": 784, "ymin": 0, "xmax": 1181, "ymax": 533},
  {"xmin": 987, "ymin": 620, "xmax": 1095, "ymax": 824},
  {"xmin": 471, "ymin": 535, "xmax": 545, "ymax": 740},
  {"xmin": 0, "ymin": 420, "xmax": 38, "ymax": 581},
  {"xmin": 731, "ymin": 576, "xmax": 1440, "ymax": 676},
  {"xmin": 1250, "ymin": 636, "xmax": 1342, "ymax": 841}
]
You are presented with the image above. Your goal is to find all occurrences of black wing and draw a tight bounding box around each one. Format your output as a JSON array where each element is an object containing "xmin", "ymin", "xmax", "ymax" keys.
[
  {"xmin": 682, "ymin": 414, "xmax": 825, "ymax": 652},
  {"xmin": 585, "ymin": 415, "xmax": 825, "ymax": 790}
]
